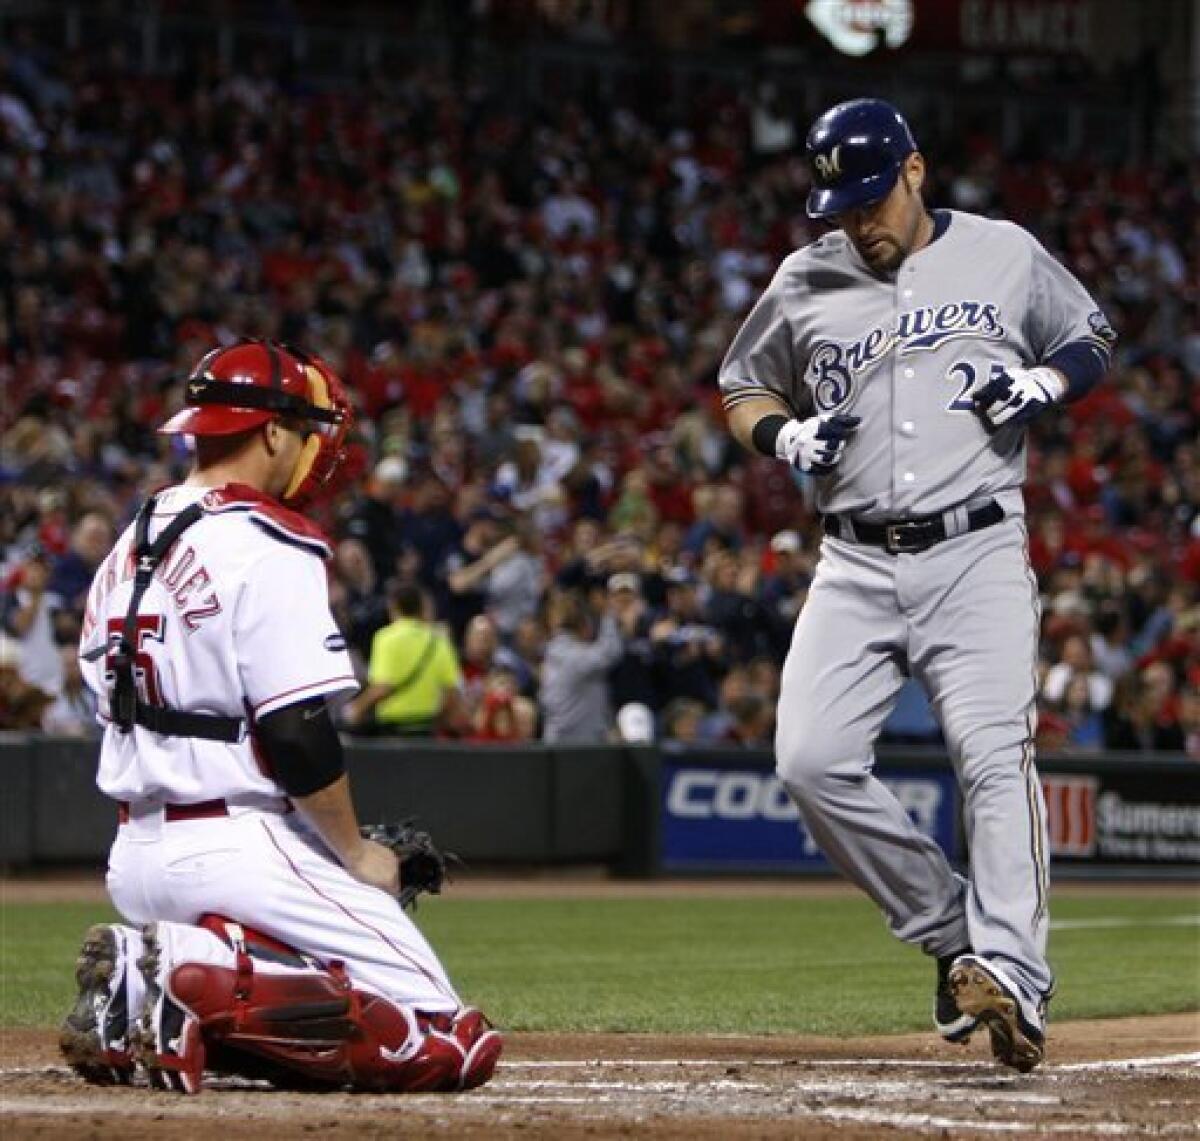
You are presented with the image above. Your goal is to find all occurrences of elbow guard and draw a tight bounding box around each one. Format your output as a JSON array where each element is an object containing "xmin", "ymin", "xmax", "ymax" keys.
[{"xmin": 256, "ymin": 697, "xmax": 346, "ymax": 798}]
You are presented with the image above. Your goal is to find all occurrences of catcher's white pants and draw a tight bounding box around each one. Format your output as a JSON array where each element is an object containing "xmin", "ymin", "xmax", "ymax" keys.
[{"xmin": 106, "ymin": 804, "xmax": 461, "ymax": 1013}]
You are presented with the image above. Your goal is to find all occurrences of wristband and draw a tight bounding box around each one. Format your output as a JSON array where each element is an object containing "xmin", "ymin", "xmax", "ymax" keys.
[{"xmin": 751, "ymin": 414, "xmax": 789, "ymax": 457}]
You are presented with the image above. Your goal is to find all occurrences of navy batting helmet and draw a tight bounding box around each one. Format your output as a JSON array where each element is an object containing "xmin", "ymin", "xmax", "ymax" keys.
[{"xmin": 805, "ymin": 98, "xmax": 918, "ymax": 220}]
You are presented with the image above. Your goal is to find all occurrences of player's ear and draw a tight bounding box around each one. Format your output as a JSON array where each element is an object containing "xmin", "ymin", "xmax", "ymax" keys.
[
  {"xmin": 262, "ymin": 419, "xmax": 284, "ymax": 455},
  {"xmin": 904, "ymin": 152, "xmax": 926, "ymax": 196}
]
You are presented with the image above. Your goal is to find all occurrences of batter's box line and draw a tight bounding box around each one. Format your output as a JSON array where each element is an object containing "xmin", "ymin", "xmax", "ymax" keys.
[
  {"xmin": 4, "ymin": 1050, "xmax": 1197, "ymax": 1085},
  {"xmin": 508, "ymin": 1052, "xmax": 1200, "ymax": 1073}
]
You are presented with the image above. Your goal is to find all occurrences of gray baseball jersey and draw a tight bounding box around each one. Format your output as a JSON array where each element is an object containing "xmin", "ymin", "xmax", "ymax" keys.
[
  {"xmin": 719, "ymin": 209, "xmax": 1113, "ymax": 519},
  {"xmin": 719, "ymin": 209, "xmax": 1114, "ymax": 1020}
]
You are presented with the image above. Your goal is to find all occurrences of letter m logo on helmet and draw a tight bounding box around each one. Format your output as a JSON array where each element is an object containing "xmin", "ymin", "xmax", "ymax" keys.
[
  {"xmin": 813, "ymin": 145, "xmax": 843, "ymax": 182},
  {"xmin": 805, "ymin": 98, "xmax": 918, "ymax": 220}
]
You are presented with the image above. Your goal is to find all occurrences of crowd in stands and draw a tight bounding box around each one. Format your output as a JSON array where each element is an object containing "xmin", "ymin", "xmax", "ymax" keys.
[{"xmin": 1, "ymin": 26, "xmax": 1197, "ymax": 757}]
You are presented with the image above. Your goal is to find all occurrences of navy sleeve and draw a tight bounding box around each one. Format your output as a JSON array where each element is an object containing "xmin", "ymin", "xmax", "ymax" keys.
[{"xmin": 1044, "ymin": 339, "xmax": 1111, "ymax": 402}]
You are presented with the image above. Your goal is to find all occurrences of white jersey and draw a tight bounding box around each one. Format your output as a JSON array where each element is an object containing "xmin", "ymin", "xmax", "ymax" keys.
[
  {"xmin": 719, "ymin": 209, "xmax": 1114, "ymax": 520},
  {"xmin": 80, "ymin": 484, "xmax": 358, "ymax": 805}
]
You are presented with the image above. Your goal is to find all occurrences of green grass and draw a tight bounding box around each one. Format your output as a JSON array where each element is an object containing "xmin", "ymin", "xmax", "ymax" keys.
[{"xmin": 2, "ymin": 891, "xmax": 1197, "ymax": 1035}]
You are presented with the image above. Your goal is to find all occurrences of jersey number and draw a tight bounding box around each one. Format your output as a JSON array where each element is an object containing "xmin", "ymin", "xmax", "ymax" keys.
[
  {"xmin": 946, "ymin": 361, "xmax": 1006, "ymax": 413},
  {"xmin": 104, "ymin": 615, "xmax": 166, "ymax": 706}
]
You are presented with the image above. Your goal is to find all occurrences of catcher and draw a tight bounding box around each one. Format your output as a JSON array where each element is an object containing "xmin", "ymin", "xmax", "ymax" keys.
[{"xmin": 60, "ymin": 341, "xmax": 502, "ymax": 1094}]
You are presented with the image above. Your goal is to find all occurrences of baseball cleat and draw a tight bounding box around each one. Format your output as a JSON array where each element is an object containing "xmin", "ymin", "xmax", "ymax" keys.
[
  {"xmin": 949, "ymin": 954, "xmax": 1045, "ymax": 1073},
  {"xmin": 933, "ymin": 950, "xmax": 978, "ymax": 1043},
  {"xmin": 59, "ymin": 925, "xmax": 136, "ymax": 1085},
  {"xmin": 131, "ymin": 923, "xmax": 207, "ymax": 1094}
]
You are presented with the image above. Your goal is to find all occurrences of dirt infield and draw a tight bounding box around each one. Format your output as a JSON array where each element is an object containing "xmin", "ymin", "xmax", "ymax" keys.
[
  {"xmin": 3, "ymin": 875, "xmax": 1198, "ymax": 1137},
  {"xmin": 3, "ymin": 1015, "xmax": 1198, "ymax": 1139}
]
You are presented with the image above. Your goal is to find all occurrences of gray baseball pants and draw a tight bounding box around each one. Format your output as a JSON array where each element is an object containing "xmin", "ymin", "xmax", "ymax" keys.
[{"xmin": 775, "ymin": 514, "xmax": 1052, "ymax": 1004}]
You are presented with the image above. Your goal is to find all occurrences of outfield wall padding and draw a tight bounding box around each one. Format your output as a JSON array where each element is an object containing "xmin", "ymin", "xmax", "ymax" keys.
[{"xmin": 0, "ymin": 736, "xmax": 1195, "ymax": 879}]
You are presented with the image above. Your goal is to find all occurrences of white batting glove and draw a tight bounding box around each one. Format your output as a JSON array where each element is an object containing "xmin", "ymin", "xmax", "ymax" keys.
[
  {"xmin": 973, "ymin": 366, "xmax": 1066, "ymax": 432},
  {"xmin": 775, "ymin": 414, "xmax": 861, "ymax": 475}
]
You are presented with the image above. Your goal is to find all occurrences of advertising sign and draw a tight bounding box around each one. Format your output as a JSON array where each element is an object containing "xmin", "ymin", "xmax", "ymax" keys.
[
  {"xmin": 660, "ymin": 757, "xmax": 958, "ymax": 872},
  {"xmin": 1042, "ymin": 769, "xmax": 1200, "ymax": 867},
  {"xmin": 799, "ymin": 0, "xmax": 1092, "ymax": 55}
]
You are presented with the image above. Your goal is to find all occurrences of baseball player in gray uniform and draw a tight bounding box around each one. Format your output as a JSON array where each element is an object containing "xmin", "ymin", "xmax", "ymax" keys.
[{"xmin": 719, "ymin": 99, "xmax": 1115, "ymax": 1072}]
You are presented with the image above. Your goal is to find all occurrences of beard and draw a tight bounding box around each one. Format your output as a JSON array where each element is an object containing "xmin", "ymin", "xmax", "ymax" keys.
[{"xmin": 856, "ymin": 235, "xmax": 906, "ymax": 274}]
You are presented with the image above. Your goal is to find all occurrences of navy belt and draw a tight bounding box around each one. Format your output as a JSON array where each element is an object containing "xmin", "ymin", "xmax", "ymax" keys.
[{"xmin": 824, "ymin": 499, "xmax": 1005, "ymax": 555}]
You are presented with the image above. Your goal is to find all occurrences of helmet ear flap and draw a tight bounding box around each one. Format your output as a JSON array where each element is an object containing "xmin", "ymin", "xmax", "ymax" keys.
[
  {"xmin": 281, "ymin": 360, "xmax": 353, "ymax": 506},
  {"xmin": 283, "ymin": 432, "xmax": 323, "ymax": 502}
]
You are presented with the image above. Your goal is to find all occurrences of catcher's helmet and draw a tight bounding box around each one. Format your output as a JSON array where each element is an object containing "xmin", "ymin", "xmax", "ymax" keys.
[
  {"xmin": 160, "ymin": 339, "xmax": 353, "ymax": 505},
  {"xmin": 805, "ymin": 98, "xmax": 918, "ymax": 220}
]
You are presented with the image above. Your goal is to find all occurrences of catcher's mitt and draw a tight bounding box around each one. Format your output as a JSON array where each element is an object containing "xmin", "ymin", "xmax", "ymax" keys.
[{"xmin": 360, "ymin": 820, "xmax": 454, "ymax": 910}]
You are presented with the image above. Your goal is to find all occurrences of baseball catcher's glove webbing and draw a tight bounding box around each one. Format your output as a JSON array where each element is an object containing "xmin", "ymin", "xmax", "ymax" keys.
[{"xmin": 360, "ymin": 821, "xmax": 453, "ymax": 910}]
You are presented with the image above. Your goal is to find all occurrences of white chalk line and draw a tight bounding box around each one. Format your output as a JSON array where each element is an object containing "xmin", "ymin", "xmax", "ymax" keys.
[
  {"xmin": 808, "ymin": 1107, "xmax": 1199, "ymax": 1136},
  {"xmin": 492, "ymin": 1078, "xmax": 1064, "ymax": 1104},
  {"xmin": 1051, "ymin": 916, "xmax": 1200, "ymax": 931},
  {"xmin": 508, "ymin": 1053, "xmax": 1200, "ymax": 1072},
  {"xmin": 4, "ymin": 1058, "xmax": 1198, "ymax": 1138},
  {"xmin": 1057, "ymin": 1052, "xmax": 1200, "ymax": 1072},
  {"xmin": 5, "ymin": 1052, "xmax": 1198, "ymax": 1081},
  {"xmin": 4, "ymin": 1093, "xmax": 1195, "ymax": 1137}
]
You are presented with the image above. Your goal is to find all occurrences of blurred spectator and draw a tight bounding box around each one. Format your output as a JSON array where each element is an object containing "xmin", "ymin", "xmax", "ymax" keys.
[
  {"xmin": 492, "ymin": 426, "xmax": 570, "ymax": 532},
  {"xmin": 1104, "ymin": 663, "xmax": 1186, "ymax": 752},
  {"xmin": 606, "ymin": 572, "xmax": 658, "ymax": 712},
  {"xmin": 460, "ymin": 615, "xmax": 503, "ymax": 707},
  {"xmin": 1, "ymin": 545, "xmax": 63, "ymax": 697},
  {"xmin": 609, "ymin": 468, "xmax": 660, "ymax": 542},
  {"xmin": 0, "ymin": 635, "xmax": 53, "ymax": 730},
  {"xmin": 439, "ymin": 508, "xmax": 507, "ymax": 643},
  {"xmin": 1088, "ymin": 600, "xmax": 1133, "ymax": 681},
  {"xmin": 650, "ymin": 568, "xmax": 725, "ymax": 709},
  {"xmin": 717, "ymin": 692, "xmax": 774, "ymax": 747},
  {"xmin": 1181, "ymin": 685, "xmax": 1200, "ymax": 761},
  {"xmin": 745, "ymin": 656, "xmax": 782, "ymax": 707},
  {"xmin": 468, "ymin": 666, "xmax": 537, "ymax": 743},
  {"xmin": 1042, "ymin": 635, "xmax": 1114, "ymax": 713},
  {"xmin": 539, "ymin": 588, "xmax": 624, "ymax": 743},
  {"xmin": 342, "ymin": 582, "xmax": 465, "ymax": 737},
  {"xmin": 1055, "ymin": 674, "xmax": 1106, "ymax": 753},
  {"xmin": 1136, "ymin": 660, "xmax": 1187, "ymax": 751},
  {"xmin": 661, "ymin": 697, "xmax": 707, "ymax": 744},
  {"xmin": 483, "ymin": 516, "xmax": 546, "ymax": 638},
  {"xmin": 558, "ymin": 526, "xmax": 645, "ymax": 601},
  {"xmin": 703, "ymin": 547, "xmax": 774, "ymax": 663},
  {"xmin": 683, "ymin": 483, "xmax": 745, "ymax": 557},
  {"xmin": 402, "ymin": 473, "xmax": 462, "ymax": 591},
  {"xmin": 331, "ymin": 538, "xmax": 389, "ymax": 669},
  {"xmin": 698, "ymin": 665, "xmax": 749, "ymax": 742},
  {"xmin": 460, "ymin": 613, "xmax": 535, "ymax": 703},
  {"xmin": 760, "ymin": 530, "xmax": 811, "ymax": 618},
  {"xmin": 41, "ymin": 644, "xmax": 97, "ymax": 737},
  {"xmin": 341, "ymin": 458, "xmax": 410, "ymax": 585},
  {"xmin": 506, "ymin": 614, "xmax": 547, "ymax": 695},
  {"xmin": 48, "ymin": 512, "xmax": 113, "ymax": 641}
]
